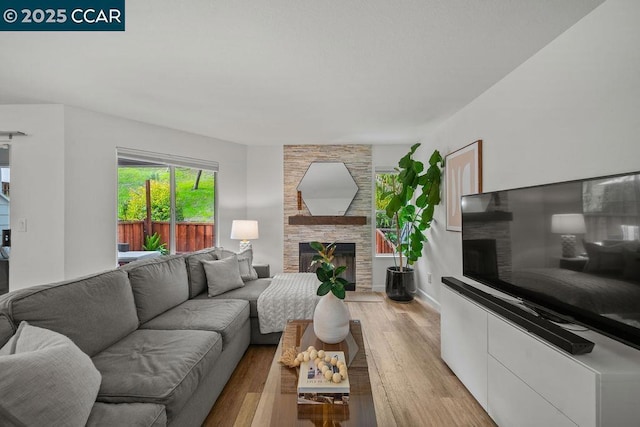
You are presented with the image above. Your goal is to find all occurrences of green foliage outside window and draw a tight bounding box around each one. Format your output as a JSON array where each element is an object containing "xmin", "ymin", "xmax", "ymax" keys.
[
  {"xmin": 120, "ymin": 180, "xmax": 183, "ymax": 221},
  {"xmin": 118, "ymin": 167, "xmax": 214, "ymax": 222},
  {"xmin": 375, "ymin": 173, "xmax": 398, "ymax": 211}
]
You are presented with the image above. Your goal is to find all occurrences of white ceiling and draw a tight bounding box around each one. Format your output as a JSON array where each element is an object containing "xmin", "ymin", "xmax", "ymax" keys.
[{"xmin": 0, "ymin": 0, "xmax": 604, "ymax": 145}]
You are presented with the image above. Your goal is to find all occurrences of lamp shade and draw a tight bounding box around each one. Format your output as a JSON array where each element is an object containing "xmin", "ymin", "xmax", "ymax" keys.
[
  {"xmin": 551, "ymin": 214, "xmax": 586, "ymax": 234},
  {"xmin": 230, "ymin": 220, "xmax": 259, "ymax": 240}
]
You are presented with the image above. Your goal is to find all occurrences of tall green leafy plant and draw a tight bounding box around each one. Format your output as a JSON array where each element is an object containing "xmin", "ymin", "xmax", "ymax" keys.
[
  {"xmin": 309, "ymin": 242, "xmax": 348, "ymax": 299},
  {"xmin": 383, "ymin": 143, "xmax": 444, "ymax": 271}
]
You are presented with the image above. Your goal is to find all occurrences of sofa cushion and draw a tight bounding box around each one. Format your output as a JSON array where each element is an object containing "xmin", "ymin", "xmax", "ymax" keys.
[
  {"xmin": 141, "ymin": 299, "xmax": 249, "ymax": 347},
  {"xmin": 196, "ymin": 278, "xmax": 272, "ymax": 318},
  {"xmin": 203, "ymin": 256, "xmax": 245, "ymax": 297},
  {"xmin": 123, "ymin": 256, "xmax": 189, "ymax": 324},
  {"xmin": 0, "ymin": 312, "xmax": 14, "ymax": 348},
  {"xmin": 5, "ymin": 269, "xmax": 138, "ymax": 356},
  {"xmin": 87, "ymin": 402, "xmax": 166, "ymax": 427},
  {"xmin": 0, "ymin": 322, "xmax": 102, "ymax": 427},
  {"xmin": 183, "ymin": 247, "xmax": 219, "ymax": 298},
  {"xmin": 92, "ymin": 329, "xmax": 222, "ymax": 423}
]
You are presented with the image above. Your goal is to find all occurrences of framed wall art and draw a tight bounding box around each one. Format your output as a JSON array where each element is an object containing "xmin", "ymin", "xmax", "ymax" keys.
[{"xmin": 445, "ymin": 140, "xmax": 483, "ymax": 231}]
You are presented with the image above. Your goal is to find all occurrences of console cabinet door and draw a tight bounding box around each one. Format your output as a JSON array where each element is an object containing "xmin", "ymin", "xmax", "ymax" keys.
[
  {"xmin": 440, "ymin": 286, "xmax": 488, "ymax": 409},
  {"xmin": 488, "ymin": 356, "xmax": 577, "ymax": 427},
  {"xmin": 488, "ymin": 314, "xmax": 596, "ymax": 427}
]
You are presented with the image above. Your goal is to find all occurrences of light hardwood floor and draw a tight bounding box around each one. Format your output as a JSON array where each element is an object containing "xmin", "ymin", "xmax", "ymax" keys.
[{"xmin": 204, "ymin": 294, "xmax": 495, "ymax": 426}]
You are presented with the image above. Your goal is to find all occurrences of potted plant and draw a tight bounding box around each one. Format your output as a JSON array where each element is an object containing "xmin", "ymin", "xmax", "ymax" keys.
[
  {"xmin": 143, "ymin": 232, "xmax": 169, "ymax": 255},
  {"xmin": 309, "ymin": 242, "xmax": 350, "ymax": 343},
  {"xmin": 382, "ymin": 143, "xmax": 444, "ymax": 301}
]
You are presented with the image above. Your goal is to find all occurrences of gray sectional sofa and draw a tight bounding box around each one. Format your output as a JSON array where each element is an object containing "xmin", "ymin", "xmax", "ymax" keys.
[{"xmin": 0, "ymin": 248, "xmax": 279, "ymax": 427}]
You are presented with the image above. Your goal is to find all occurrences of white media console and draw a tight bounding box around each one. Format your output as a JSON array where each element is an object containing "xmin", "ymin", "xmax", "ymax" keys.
[{"xmin": 441, "ymin": 277, "xmax": 640, "ymax": 427}]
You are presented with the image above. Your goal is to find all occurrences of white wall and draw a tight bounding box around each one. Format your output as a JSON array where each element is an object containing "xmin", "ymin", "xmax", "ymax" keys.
[
  {"xmin": 246, "ymin": 145, "xmax": 284, "ymax": 274},
  {"xmin": 2, "ymin": 104, "xmax": 248, "ymax": 288},
  {"xmin": 1, "ymin": 105, "xmax": 402, "ymax": 288},
  {"xmin": 415, "ymin": 0, "xmax": 640, "ymax": 307},
  {"xmin": 0, "ymin": 105, "xmax": 66, "ymax": 289},
  {"xmin": 63, "ymin": 107, "xmax": 248, "ymax": 279}
]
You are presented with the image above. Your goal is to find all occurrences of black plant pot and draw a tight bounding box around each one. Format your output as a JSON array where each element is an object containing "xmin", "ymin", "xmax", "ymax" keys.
[{"xmin": 385, "ymin": 266, "xmax": 416, "ymax": 302}]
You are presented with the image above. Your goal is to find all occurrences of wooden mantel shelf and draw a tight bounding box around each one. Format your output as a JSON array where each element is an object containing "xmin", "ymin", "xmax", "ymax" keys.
[
  {"xmin": 464, "ymin": 211, "xmax": 513, "ymax": 222},
  {"xmin": 288, "ymin": 215, "xmax": 367, "ymax": 225}
]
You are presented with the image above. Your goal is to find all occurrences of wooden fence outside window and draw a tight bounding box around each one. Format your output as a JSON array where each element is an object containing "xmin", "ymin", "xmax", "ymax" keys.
[{"xmin": 118, "ymin": 221, "xmax": 214, "ymax": 253}]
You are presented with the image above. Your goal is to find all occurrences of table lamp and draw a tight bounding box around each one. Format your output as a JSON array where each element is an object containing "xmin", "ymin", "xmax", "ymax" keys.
[
  {"xmin": 551, "ymin": 213, "xmax": 586, "ymax": 258},
  {"xmin": 230, "ymin": 220, "xmax": 259, "ymax": 252}
]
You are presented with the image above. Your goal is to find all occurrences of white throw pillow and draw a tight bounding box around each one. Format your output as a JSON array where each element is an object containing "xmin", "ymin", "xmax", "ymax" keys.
[
  {"xmin": 0, "ymin": 321, "xmax": 102, "ymax": 427},
  {"xmin": 203, "ymin": 255, "xmax": 245, "ymax": 296}
]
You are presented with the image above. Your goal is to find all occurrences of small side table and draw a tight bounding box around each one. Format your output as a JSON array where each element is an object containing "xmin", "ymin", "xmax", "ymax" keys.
[{"xmin": 559, "ymin": 257, "xmax": 588, "ymax": 272}]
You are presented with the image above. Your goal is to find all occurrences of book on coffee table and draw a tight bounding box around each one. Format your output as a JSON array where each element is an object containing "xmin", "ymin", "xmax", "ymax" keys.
[{"xmin": 297, "ymin": 351, "xmax": 350, "ymax": 405}]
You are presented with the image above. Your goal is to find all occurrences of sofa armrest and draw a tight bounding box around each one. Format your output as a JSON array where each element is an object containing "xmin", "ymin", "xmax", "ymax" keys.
[{"xmin": 253, "ymin": 264, "xmax": 270, "ymax": 278}]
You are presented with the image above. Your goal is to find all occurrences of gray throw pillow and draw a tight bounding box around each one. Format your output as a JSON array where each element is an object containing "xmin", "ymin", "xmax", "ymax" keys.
[
  {"xmin": 203, "ymin": 256, "xmax": 245, "ymax": 296},
  {"xmin": 216, "ymin": 247, "xmax": 258, "ymax": 281},
  {"xmin": 236, "ymin": 248, "xmax": 259, "ymax": 281},
  {"xmin": 184, "ymin": 249, "xmax": 219, "ymax": 297},
  {"xmin": 0, "ymin": 321, "xmax": 102, "ymax": 427},
  {"xmin": 0, "ymin": 313, "xmax": 14, "ymax": 349}
]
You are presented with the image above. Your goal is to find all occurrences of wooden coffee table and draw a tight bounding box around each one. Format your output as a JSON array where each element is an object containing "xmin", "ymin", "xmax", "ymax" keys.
[{"xmin": 251, "ymin": 319, "xmax": 377, "ymax": 426}]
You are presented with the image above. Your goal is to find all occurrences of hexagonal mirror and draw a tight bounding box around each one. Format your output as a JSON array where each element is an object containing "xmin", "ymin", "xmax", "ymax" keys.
[{"xmin": 297, "ymin": 162, "xmax": 358, "ymax": 216}]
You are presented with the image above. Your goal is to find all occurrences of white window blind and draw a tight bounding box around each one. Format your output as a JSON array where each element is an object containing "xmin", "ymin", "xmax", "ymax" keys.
[{"xmin": 116, "ymin": 147, "xmax": 219, "ymax": 171}]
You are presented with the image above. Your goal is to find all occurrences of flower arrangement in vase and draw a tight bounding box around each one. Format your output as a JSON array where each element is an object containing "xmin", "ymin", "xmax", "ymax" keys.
[{"xmin": 309, "ymin": 242, "xmax": 350, "ymax": 344}]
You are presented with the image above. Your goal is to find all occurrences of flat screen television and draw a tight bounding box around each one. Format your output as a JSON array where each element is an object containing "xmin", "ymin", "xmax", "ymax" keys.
[{"xmin": 462, "ymin": 170, "xmax": 640, "ymax": 351}]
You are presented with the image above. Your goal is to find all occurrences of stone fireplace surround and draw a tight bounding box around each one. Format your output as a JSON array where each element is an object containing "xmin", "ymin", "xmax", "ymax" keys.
[
  {"xmin": 283, "ymin": 145, "xmax": 372, "ymax": 290},
  {"xmin": 299, "ymin": 242, "xmax": 356, "ymax": 290}
]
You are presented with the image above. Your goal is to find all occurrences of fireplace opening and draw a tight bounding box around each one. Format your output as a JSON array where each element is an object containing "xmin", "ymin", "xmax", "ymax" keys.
[{"xmin": 299, "ymin": 242, "xmax": 356, "ymax": 291}]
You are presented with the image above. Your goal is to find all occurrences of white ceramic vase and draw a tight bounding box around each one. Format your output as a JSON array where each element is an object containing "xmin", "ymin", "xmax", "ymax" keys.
[{"xmin": 313, "ymin": 291, "xmax": 350, "ymax": 344}]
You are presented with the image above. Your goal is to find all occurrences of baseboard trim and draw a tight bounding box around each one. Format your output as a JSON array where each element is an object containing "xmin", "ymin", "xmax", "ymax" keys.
[
  {"xmin": 417, "ymin": 288, "xmax": 440, "ymax": 312},
  {"xmin": 370, "ymin": 285, "xmax": 440, "ymax": 311}
]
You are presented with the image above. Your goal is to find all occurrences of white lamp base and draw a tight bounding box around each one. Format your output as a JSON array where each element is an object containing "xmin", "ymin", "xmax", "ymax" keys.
[
  {"xmin": 239, "ymin": 240, "xmax": 252, "ymax": 252},
  {"xmin": 560, "ymin": 234, "xmax": 577, "ymax": 258}
]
